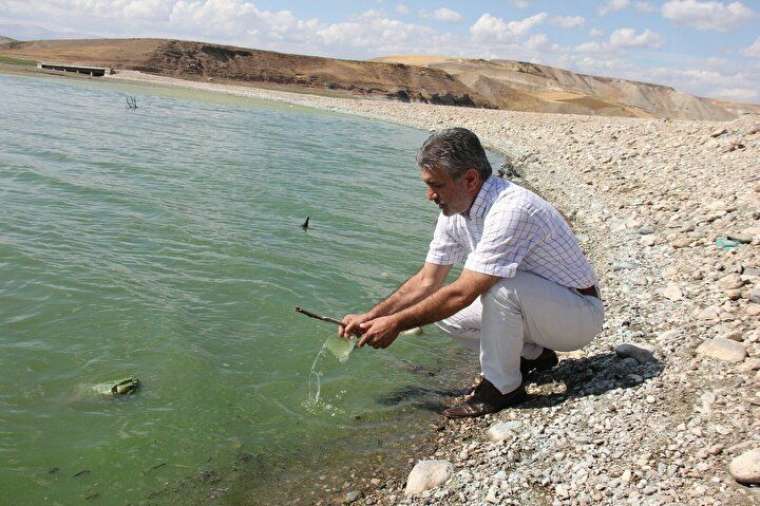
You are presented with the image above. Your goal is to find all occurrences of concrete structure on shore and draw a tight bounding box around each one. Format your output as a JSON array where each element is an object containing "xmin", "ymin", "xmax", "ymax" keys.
[{"xmin": 37, "ymin": 62, "xmax": 111, "ymax": 77}]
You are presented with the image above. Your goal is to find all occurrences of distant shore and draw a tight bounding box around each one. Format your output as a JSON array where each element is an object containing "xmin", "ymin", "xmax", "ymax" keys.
[{"xmin": 47, "ymin": 69, "xmax": 760, "ymax": 504}]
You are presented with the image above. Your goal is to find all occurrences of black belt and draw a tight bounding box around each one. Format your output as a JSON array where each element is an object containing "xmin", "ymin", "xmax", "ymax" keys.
[{"xmin": 577, "ymin": 285, "xmax": 600, "ymax": 298}]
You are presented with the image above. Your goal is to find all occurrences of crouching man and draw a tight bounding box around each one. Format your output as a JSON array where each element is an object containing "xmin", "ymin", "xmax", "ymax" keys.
[{"xmin": 340, "ymin": 127, "xmax": 603, "ymax": 418}]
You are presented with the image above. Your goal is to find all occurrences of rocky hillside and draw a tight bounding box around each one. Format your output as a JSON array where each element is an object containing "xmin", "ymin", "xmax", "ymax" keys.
[
  {"xmin": 0, "ymin": 36, "xmax": 15, "ymax": 45},
  {"xmin": 2, "ymin": 37, "xmax": 757, "ymax": 119},
  {"xmin": 377, "ymin": 56, "xmax": 760, "ymax": 120},
  {"xmin": 0, "ymin": 38, "xmax": 489, "ymax": 107}
]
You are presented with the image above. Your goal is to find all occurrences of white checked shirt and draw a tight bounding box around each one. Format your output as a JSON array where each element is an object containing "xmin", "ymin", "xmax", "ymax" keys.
[{"xmin": 426, "ymin": 176, "xmax": 597, "ymax": 289}]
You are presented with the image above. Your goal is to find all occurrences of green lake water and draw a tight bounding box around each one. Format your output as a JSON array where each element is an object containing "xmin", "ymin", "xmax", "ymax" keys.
[{"xmin": 0, "ymin": 74, "xmax": 494, "ymax": 505}]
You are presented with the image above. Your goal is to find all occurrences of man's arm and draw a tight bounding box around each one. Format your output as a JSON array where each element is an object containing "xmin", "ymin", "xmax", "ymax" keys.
[
  {"xmin": 357, "ymin": 269, "xmax": 501, "ymax": 348},
  {"xmin": 340, "ymin": 262, "xmax": 452, "ymax": 337}
]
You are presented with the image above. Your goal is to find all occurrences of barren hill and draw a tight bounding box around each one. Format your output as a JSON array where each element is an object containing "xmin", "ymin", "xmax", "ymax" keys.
[
  {"xmin": 1, "ymin": 38, "xmax": 756, "ymax": 120},
  {"xmin": 376, "ymin": 55, "xmax": 760, "ymax": 120},
  {"xmin": 0, "ymin": 38, "xmax": 489, "ymax": 107}
]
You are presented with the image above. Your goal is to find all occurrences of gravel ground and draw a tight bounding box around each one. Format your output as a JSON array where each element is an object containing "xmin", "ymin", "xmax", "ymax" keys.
[{"xmin": 113, "ymin": 72, "xmax": 760, "ymax": 505}]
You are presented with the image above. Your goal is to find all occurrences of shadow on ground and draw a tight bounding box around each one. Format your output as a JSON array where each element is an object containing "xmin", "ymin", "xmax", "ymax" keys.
[{"xmin": 377, "ymin": 351, "xmax": 665, "ymax": 414}]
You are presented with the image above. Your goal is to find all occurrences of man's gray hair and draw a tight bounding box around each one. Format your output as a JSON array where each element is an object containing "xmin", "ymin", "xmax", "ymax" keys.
[{"xmin": 416, "ymin": 127, "xmax": 492, "ymax": 180}]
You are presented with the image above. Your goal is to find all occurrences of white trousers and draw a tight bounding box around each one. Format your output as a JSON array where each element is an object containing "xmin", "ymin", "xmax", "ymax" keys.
[{"xmin": 435, "ymin": 271, "xmax": 604, "ymax": 394}]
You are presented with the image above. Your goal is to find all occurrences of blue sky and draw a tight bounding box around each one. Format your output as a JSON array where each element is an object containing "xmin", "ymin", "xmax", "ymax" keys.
[{"xmin": 1, "ymin": 0, "xmax": 759, "ymax": 102}]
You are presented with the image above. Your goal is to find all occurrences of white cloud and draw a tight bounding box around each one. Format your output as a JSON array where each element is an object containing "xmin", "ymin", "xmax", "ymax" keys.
[
  {"xmin": 316, "ymin": 11, "xmax": 439, "ymax": 51},
  {"xmin": 609, "ymin": 27, "xmax": 664, "ymax": 48},
  {"xmin": 525, "ymin": 33, "xmax": 550, "ymax": 50},
  {"xmin": 661, "ymin": 1, "xmax": 754, "ymax": 31},
  {"xmin": 395, "ymin": 3, "xmax": 409, "ymax": 15},
  {"xmin": 432, "ymin": 7, "xmax": 463, "ymax": 22},
  {"xmin": 511, "ymin": 0, "xmax": 535, "ymax": 7},
  {"xmin": 575, "ymin": 41, "xmax": 604, "ymax": 53},
  {"xmin": 550, "ymin": 16, "xmax": 585, "ymax": 29},
  {"xmin": 576, "ymin": 27, "xmax": 663, "ymax": 52},
  {"xmin": 744, "ymin": 37, "xmax": 760, "ymax": 57},
  {"xmin": 644, "ymin": 65, "xmax": 758, "ymax": 96},
  {"xmin": 589, "ymin": 28, "xmax": 604, "ymax": 38},
  {"xmin": 470, "ymin": 12, "xmax": 547, "ymax": 42},
  {"xmin": 635, "ymin": 1, "xmax": 657, "ymax": 12},
  {"xmin": 710, "ymin": 87, "xmax": 758, "ymax": 101},
  {"xmin": 599, "ymin": 0, "xmax": 630, "ymax": 16}
]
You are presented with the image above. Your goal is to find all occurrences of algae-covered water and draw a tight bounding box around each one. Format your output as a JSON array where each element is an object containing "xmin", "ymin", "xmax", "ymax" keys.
[{"xmin": 0, "ymin": 74, "xmax": 497, "ymax": 504}]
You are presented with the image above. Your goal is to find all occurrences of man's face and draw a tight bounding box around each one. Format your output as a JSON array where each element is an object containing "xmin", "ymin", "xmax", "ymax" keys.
[{"xmin": 420, "ymin": 165, "xmax": 477, "ymax": 216}]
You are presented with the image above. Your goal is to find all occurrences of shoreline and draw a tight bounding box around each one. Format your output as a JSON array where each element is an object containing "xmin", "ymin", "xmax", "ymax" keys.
[{"xmin": 45, "ymin": 71, "xmax": 760, "ymax": 504}]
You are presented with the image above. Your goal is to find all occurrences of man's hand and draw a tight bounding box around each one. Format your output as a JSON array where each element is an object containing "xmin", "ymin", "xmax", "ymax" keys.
[
  {"xmin": 357, "ymin": 315, "xmax": 401, "ymax": 349},
  {"xmin": 339, "ymin": 313, "xmax": 370, "ymax": 338}
]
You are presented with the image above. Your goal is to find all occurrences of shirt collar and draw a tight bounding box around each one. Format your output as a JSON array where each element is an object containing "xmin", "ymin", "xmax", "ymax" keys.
[{"xmin": 465, "ymin": 175, "xmax": 504, "ymax": 220}]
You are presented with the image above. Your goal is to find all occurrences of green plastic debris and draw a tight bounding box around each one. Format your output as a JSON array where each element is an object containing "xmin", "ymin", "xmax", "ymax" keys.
[
  {"xmin": 324, "ymin": 334, "xmax": 355, "ymax": 363},
  {"xmin": 92, "ymin": 376, "xmax": 140, "ymax": 398},
  {"xmin": 716, "ymin": 237, "xmax": 741, "ymax": 251}
]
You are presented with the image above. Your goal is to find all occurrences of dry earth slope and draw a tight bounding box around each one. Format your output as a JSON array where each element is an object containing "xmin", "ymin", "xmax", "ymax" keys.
[
  {"xmin": 376, "ymin": 55, "xmax": 760, "ymax": 121},
  {"xmin": 3, "ymin": 38, "xmax": 759, "ymax": 120},
  {"xmin": 0, "ymin": 38, "xmax": 490, "ymax": 107}
]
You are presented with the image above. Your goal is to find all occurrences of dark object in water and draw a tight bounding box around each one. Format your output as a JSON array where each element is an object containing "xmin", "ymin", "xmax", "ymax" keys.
[
  {"xmin": 73, "ymin": 469, "xmax": 91, "ymax": 478},
  {"xmin": 92, "ymin": 376, "xmax": 140, "ymax": 397},
  {"xmin": 301, "ymin": 216, "xmax": 310, "ymax": 230},
  {"xmin": 126, "ymin": 95, "xmax": 138, "ymax": 110}
]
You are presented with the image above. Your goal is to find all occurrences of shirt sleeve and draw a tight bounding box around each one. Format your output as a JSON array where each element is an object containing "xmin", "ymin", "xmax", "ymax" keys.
[
  {"xmin": 425, "ymin": 213, "xmax": 466, "ymax": 265},
  {"xmin": 464, "ymin": 202, "xmax": 549, "ymax": 278}
]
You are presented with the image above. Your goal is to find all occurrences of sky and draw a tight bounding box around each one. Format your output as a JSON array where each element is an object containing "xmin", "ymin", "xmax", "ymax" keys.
[{"xmin": 1, "ymin": 0, "xmax": 759, "ymax": 103}]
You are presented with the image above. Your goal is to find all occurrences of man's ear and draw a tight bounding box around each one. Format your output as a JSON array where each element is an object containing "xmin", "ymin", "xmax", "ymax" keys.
[{"xmin": 464, "ymin": 168, "xmax": 481, "ymax": 192}]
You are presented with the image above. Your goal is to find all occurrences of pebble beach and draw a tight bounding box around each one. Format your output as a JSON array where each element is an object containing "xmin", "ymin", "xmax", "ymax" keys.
[{"xmin": 111, "ymin": 71, "xmax": 760, "ymax": 506}]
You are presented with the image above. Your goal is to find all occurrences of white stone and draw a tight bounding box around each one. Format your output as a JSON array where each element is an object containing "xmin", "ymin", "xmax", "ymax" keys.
[
  {"xmin": 404, "ymin": 460, "xmax": 453, "ymax": 496},
  {"xmin": 662, "ymin": 284, "xmax": 683, "ymax": 301},
  {"xmin": 737, "ymin": 358, "xmax": 760, "ymax": 372},
  {"xmin": 696, "ymin": 338, "xmax": 747, "ymax": 363},
  {"xmin": 698, "ymin": 305, "xmax": 721, "ymax": 321},
  {"xmin": 486, "ymin": 421, "xmax": 522, "ymax": 442},
  {"xmin": 615, "ymin": 343, "xmax": 655, "ymax": 364},
  {"xmin": 718, "ymin": 273, "xmax": 743, "ymax": 290},
  {"xmin": 729, "ymin": 449, "xmax": 760, "ymax": 485}
]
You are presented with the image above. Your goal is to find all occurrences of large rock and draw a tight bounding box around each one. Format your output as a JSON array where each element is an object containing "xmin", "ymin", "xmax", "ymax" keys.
[
  {"xmin": 487, "ymin": 421, "xmax": 522, "ymax": 442},
  {"xmin": 405, "ymin": 460, "xmax": 453, "ymax": 496},
  {"xmin": 696, "ymin": 338, "xmax": 747, "ymax": 363},
  {"xmin": 728, "ymin": 449, "xmax": 760, "ymax": 485},
  {"xmin": 615, "ymin": 343, "xmax": 656, "ymax": 364}
]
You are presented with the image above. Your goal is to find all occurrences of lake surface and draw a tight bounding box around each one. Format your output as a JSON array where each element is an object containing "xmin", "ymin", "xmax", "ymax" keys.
[{"xmin": 0, "ymin": 74, "xmax": 496, "ymax": 504}]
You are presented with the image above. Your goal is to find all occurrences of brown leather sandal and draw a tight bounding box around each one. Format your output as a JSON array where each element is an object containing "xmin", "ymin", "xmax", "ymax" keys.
[{"xmin": 443, "ymin": 379, "xmax": 527, "ymax": 418}]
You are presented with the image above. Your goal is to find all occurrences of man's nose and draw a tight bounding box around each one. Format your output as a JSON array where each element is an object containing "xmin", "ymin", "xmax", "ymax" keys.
[{"xmin": 427, "ymin": 188, "xmax": 437, "ymax": 201}]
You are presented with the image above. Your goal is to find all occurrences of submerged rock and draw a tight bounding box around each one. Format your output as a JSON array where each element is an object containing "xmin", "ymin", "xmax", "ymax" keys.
[{"xmin": 343, "ymin": 490, "xmax": 362, "ymax": 504}]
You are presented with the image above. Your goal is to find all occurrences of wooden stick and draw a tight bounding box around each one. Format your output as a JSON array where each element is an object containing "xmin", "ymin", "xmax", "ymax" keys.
[{"xmin": 295, "ymin": 306, "xmax": 345, "ymax": 326}]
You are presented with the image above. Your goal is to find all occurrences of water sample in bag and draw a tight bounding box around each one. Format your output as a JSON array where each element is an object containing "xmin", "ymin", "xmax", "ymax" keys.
[{"xmin": 324, "ymin": 334, "xmax": 356, "ymax": 363}]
